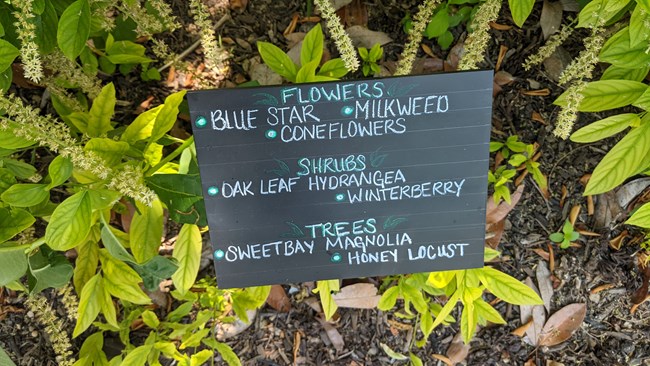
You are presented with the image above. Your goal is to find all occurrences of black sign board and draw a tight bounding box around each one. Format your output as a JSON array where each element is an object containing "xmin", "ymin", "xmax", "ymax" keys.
[{"xmin": 187, "ymin": 71, "xmax": 493, "ymax": 288}]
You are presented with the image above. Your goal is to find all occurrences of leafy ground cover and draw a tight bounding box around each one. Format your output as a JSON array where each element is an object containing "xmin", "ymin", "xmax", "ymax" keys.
[{"xmin": 1, "ymin": 0, "xmax": 650, "ymax": 365}]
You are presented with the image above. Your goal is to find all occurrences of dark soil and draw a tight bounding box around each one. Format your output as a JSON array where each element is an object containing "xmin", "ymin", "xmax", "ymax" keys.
[{"xmin": 2, "ymin": 0, "xmax": 650, "ymax": 365}]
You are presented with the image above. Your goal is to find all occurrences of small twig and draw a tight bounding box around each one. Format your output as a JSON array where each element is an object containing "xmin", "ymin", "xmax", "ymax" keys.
[{"xmin": 157, "ymin": 13, "xmax": 231, "ymax": 73}]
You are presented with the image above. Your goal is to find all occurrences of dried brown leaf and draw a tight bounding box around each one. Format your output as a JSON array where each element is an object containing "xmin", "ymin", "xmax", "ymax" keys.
[
  {"xmin": 590, "ymin": 284, "xmax": 615, "ymax": 294},
  {"xmin": 229, "ymin": 0, "xmax": 248, "ymax": 13},
  {"xmin": 522, "ymin": 89, "xmax": 551, "ymax": 96},
  {"xmin": 632, "ymin": 257, "xmax": 650, "ymax": 304},
  {"xmin": 532, "ymin": 111, "xmax": 547, "ymax": 125},
  {"xmin": 569, "ymin": 205, "xmax": 581, "ymax": 226},
  {"xmin": 548, "ymin": 243, "xmax": 555, "ymax": 272},
  {"xmin": 496, "ymin": 45, "xmax": 508, "ymax": 71},
  {"xmin": 538, "ymin": 303, "xmax": 587, "ymax": 346},
  {"xmin": 520, "ymin": 278, "xmax": 546, "ymax": 345},
  {"xmin": 494, "ymin": 70, "xmax": 515, "ymax": 86},
  {"xmin": 541, "ymin": 0, "xmax": 563, "ymax": 39},
  {"xmin": 616, "ymin": 177, "xmax": 650, "ymax": 209},
  {"xmin": 536, "ymin": 260, "xmax": 554, "ymax": 312},
  {"xmin": 346, "ymin": 26, "xmax": 392, "ymax": 48},
  {"xmin": 485, "ymin": 219, "xmax": 505, "ymax": 249},
  {"xmin": 283, "ymin": 13, "xmax": 300, "ymax": 36},
  {"xmin": 336, "ymin": 0, "xmax": 368, "ymax": 27},
  {"xmin": 421, "ymin": 44, "xmax": 436, "ymax": 58},
  {"xmin": 317, "ymin": 317, "xmax": 345, "ymax": 352},
  {"xmin": 489, "ymin": 22, "xmax": 512, "ymax": 30},
  {"xmin": 431, "ymin": 354, "xmax": 454, "ymax": 366},
  {"xmin": 512, "ymin": 318, "xmax": 533, "ymax": 337},
  {"xmin": 533, "ymin": 248, "xmax": 550, "ymax": 261},
  {"xmin": 332, "ymin": 283, "xmax": 381, "ymax": 309},
  {"xmin": 446, "ymin": 331, "xmax": 470, "ymax": 365},
  {"xmin": 267, "ymin": 285, "xmax": 291, "ymax": 312},
  {"xmin": 486, "ymin": 184, "xmax": 525, "ymax": 224}
]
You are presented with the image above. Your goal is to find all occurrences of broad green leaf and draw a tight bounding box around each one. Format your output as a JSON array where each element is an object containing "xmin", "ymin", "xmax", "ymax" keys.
[
  {"xmin": 301, "ymin": 23, "xmax": 323, "ymax": 67},
  {"xmin": 474, "ymin": 298, "xmax": 506, "ymax": 324},
  {"xmin": 640, "ymin": 0, "xmax": 650, "ymax": 13},
  {"xmin": 130, "ymin": 199, "xmax": 163, "ymax": 263},
  {"xmin": 88, "ymin": 189, "xmax": 121, "ymax": 211},
  {"xmin": 121, "ymin": 105, "xmax": 163, "ymax": 144},
  {"xmin": 585, "ymin": 119, "xmax": 650, "ymax": 195},
  {"xmin": 120, "ymin": 345, "xmax": 152, "ymax": 366},
  {"xmin": 427, "ymin": 270, "xmax": 456, "ymax": 288},
  {"xmin": 257, "ymin": 41, "xmax": 298, "ymax": 82},
  {"xmin": 73, "ymin": 239, "xmax": 99, "ymax": 292},
  {"xmin": 578, "ymin": 0, "xmax": 629, "ymax": 28},
  {"xmin": 99, "ymin": 279, "xmax": 118, "ymax": 328},
  {"xmin": 600, "ymin": 27, "xmax": 650, "ymax": 69},
  {"xmin": 317, "ymin": 58, "xmax": 348, "ymax": 79},
  {"xmin": 100, "ymin": 225, "xmax": 136, "ymax": 264},
  {"xmin": 0, "ymin": 68, "xmax": 11, "ymax": 93},
  {"xmin": 379, "ymin": 343, "xmax": 408, "ymax": 361},
  {"xmin": 84, "ymin": 138, "xmax": 129, "ymax": 166},
  {"xmin": 73, "ymin": 273, "xmax": 103, "ymax": 337},
  {"xmin": 315, "ymin": 279, "xmax": 340, "ymax": 320},
  {"xmin": 87, "ymin": 83, "xmax": 115, "ymax": 137},
  {"xmin": 0, "ymin": 208, "xmax": 34, "ymax": 243},
  {"xmin": 27, "ymin": 250, "xmax": 73, "ymax": 293},
  {"xmin": 400, "ymin": 283, "xmax": 428, "ymax": 314},
  {"xmin": 295, "ymin": 59, "xmax": 319, "ymax": 83},
  {"xmin": 132, "ymin": 256, "xmax": 178, "ymax": 292},
  {"xmin": 377, "ymin": 286, "xmax": 399, "ymax": 311},
  {"xmin": 634, "ymin": 87, "xmax": 650, "ymax": 110},
  {"xmin": 460, "ymin": 302, "xmax": 477, "ymax": 344},
  {"xmin": 150, "ymin": 90, "xmax": 186, "ymax": 143},
  {"xmin": 99, "ymin": 249, "xmax": 151, "ymax": 305},
  {"xmin": 154, "ymin": 342, "xmax": 184, "ymax": 362},
  {"xmin": 180, "ymin": 327, "xmax": 210, "ymax": 349},
  {"xmin": 0, "ymin": 158, "xmax": 36, "ymax": 179},
  {"xmin": 630, "ymin": 6, "xmax": 650, "ymax": 47},
  {"xmin": 419, "ymin": 309, "xmax": 434, "ymax": 339},
  {"xmin": 204, "ymin": 339, "xmax": 241, "ymax": 366},
  {"xmin": 627, "ymin": 202, "xmax": 650, "ymax": 228},
  {"xmin": 549, "ymin": 232, "xmax": 564, "ymax": 242},
  {"xmin": 190, "ymin": 350, "xmax": 213, "ymax": 366},
  {"xmin": 432, "ymin": 291, "xmax": 461, "ymax": 329},
  {"xmin": 601, "ymin": 65, "xmax": 650, "ymax": 82},
  {"xmin": 424, "ymin": 8, "xmax": 449, "ymax": 37},
  {"xmin": 554, "ymin": 80, "xmax": 647, "ymax": 112},
  {"xmin": 1, "ymin": 184, "xmax": 49, "ymax": 207},
  {"xmin": 141, "ymin": 310, "xmax": 159, "ymax": 328},
  {"xmin": 77, "ymin": 333, "xmax": 109, "ymax": 366},
  {"xmin": 105, "ymin": 40, "xmax": 151, "ymax": 64},
  {"xmin": 33, "ymin": 1, "xmax": 59, "ymax": 54},
  {"xmin": 0, "ymin": 39, "xmax": 19, "ymax": 73},
  {"xmin": 484, "ymin": 248, "xmax": 500, "ymax": 262},
  {"xmin": 570, "ymin": 113, "xmax": 637, "ymax": 143},
  {"xmin": 45, "ymin": 191, "xmax": 92, "ymax": 250},
  {"xmin": 478, "ymin": 266, "xmax": 543, "ymax": 305},
  {"xmin": 171, "ymin": 224, "xmax": 202, "ymax": 295},
  {"xmin": 146, "ymin": 173, "xmax": 207, "ymax": 226},
  {"xmin": 0, "ymin": 243, "xmax": 28, "ymax": 286},
  {"xmin": 0, "ymin": 343, "xmax": 17, "ymax": 366},
  {"xmin": 47, "ymin": 156, "xmax": 73, "ymax": 189},
  {"xmin": 509, "ymin": 0, "xmax": 535, "ymax": 27},
  {"xmin": 57, "ymin": 0, "xmax": 91, "ymax": 60},
  {"xmin": 409, "ymin": 353, "xmax": 423, "ymax": 366},
  {"xmin": 144, "ymin": 143, "xmax": 163, "ymax": 166}
]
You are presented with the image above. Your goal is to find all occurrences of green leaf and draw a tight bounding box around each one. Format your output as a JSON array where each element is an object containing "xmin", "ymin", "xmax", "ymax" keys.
[
  {"xmin": 121, "ymin": 105, "xmax": 163, "ymax": 144},
  {"xmin": 45, "ymin": 191, "xmax": 92, "ymax": 251},
  {"xmin": 150, "ymin": 90, "xmax": 186, "ymax": 143},
  {"xmin": 84, "ymin": 138, "xmax": 129, "ymax": 166},
  {"xmin": 634, "ymin": 87, "xmax": 650, "ymax": 110},
  {"xmin": 409, "ymin": 353, "xmax": 423, "ymax": 366},
  {"xmin": 424, "ymin": 8, "xmax": 449, "ymax": 38},
  {"xmin": 77, "ymin": 333, "xmax": 109, "ymax": 366},
  {"xmin": 460, "ymin": 302, "xmax": 477, "ymax": 344},
  {"xmin": 568, "ymin": 231, "xmax": 580, "ymax": 241},
  {"xmin": 0, "ymin": 158, "xmax": 36, "ymax": 179},
  {"xmin": 207, "ymin": 340, "xmax": 241, "ymax": 366},
  {"xmin": 141, "ymin": 310, "xmax": 160, "ymax": 328},
  {"xmin": 630, "ymin": 6, "xmax": 650, "ymax": 47},
  {"xmin": 570, "ymin": 113, "xmax": 637, "ymax": 143},
  {"xmin": 100, "ymin": 225, "xmax": 136, "ymax": 264},
  {"xmin": 379, "ymin": 343, "xmax": 409, "ymax": 361},
  {"xmin": 509, "ymin": 0, "xmax": 535, "ymax": 27},
  {"xmin": 171, "ymin": 224, "xmax": 202, "ymax": 295},
  {"xmin": 33, "ymin": 1, "xmax": 59, "ymax": 54},
  {"xmin": 190, "ymin": 349, "xmax": 213, "ymax": 366},
  {"xmin": 27, "ymin": 249, "xmax": 73, "ymax": 293},
  {"xmin": 478, "ymin": 266, "xmax": 543, "ymax": 305},
  {"xmin": 105, "ymin": 40, "xmax": 151, "ymax": 64},
  {"xmin": 132, "ymin": 256, "xmax": 178, "ymax": 292},
  {"xmin": 146, "ymin": 173, "xmax": 207, "ymax": 226},
  {"xmin": 120, "ymin": 345, "xmax": 152, "ymax": 366},
  {"xmin": 180, "ymin": 327, "xmax": 210, "ymax": 349},
  {"xmin": 0, "ymin": 243, "xmax": 28, "ymax": 286},
  {"xmin": 73, "ymin": 273, "xmax": 103, "ymax": 337},
  {"xmin": 295, "ymin": 59, "xmax": 319, "ymax": 83},
  {"xmin": 601, "ymin": 65, "xmax": 650, "ymax": 82},
  {"xmin": 473, "ymin": 298, "xmax": 506, "ymax": 324},
  {"xmin": 1, "ymin": 184, "xmax": 49, "ymax": 207},
  {"xmin": 0, "ymin": 207, "xmax": 34, "ymax": 243},
  {"xmin": 600, "ymin": 27, "xmax": 650, "ymax": 69},
  {"xmin": 99, "ymin": 249, "xmax": 151, "ymax": 305},
  {"xmin": 130, "ymin": 199, "xmax": 163, "ymax": 263},
  {"xmin": 432, "ymin": 291, "xmax": 461, "ymax": 329},
  {"xmin": 0, "ymin": 345, "xmax": 16, "ymax": 366},
  {"xmin": 484, "ymin": 248, "xmax": 500, "ymax": 262},
  {"xmin": 437, "ymin": 30, "xmax": 454, "ymax": 50},
  {"xmin": 57, "ymin": 0, "xmax": 91, "ymax": 60},
  {"xmin": 87, "ymin": 83, "xmax": 115, "ymax": 137},
  {"xmin": 257, "ymin": 41, "xmax": 298, "ymax": 82},
  {"xmin": 627, "ymin": 202, "xmax": 650, "ymax": 228},
  {"xmin": 585, "ymin": 119, "xmax": 650, "ymax": 195},
  {"xmin": 73, "ymin": 239, "xmax": 99, "ymax": 292},
  {"xmin": 0, "ymin": 68, "xmax": 11, "ymax": 94},
  {"xmin": 99, "ymin": 278, "xmax": 118, "ymax": 328},
  {"xmin": 301, "ymin": 23, "xmax": 323, "ymax": 66},
  {"xmin": 578, "ymin": 0, "xmax": 629, "ymax": 28},
  {"xmin": 47, "ymin": 156, "xmax": 73, "ymax": 189},
  {"xmin": 549, "ymin": 232, "xmax": 564, "ymax": 242},
  {"xmin": 562, "ymin": 219, "xmax": 574, "ymax": 234},
  {"xmin": 318, "ymin": 280, "xmax": 341, "ymax": 320},
  {"xmin": 0, "ymin": 39, "xmax": 19, "ymax": 73},
  {"xmin": 0, "ymin": 168, "xmax": 16, "ymax": 195},
  {"xmin": 400, "ymin": 283, "xmax": 428, "ymax": 314},
  {"xmin": 317, "ymin": 58, "xmax": 348, "ymax": 79},
  {"xmin": 554, "ymin": 80, "xmax": 647, "ymax": 112},
  {"xmin": 377, "ymin": 286, "xmax": 399, "ymax": 311}
]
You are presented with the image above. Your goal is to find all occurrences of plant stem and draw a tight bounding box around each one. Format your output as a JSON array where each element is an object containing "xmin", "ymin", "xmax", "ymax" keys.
[{"xmin": 146, "ymin": 136, "xmax": 194, "ymax": 176}]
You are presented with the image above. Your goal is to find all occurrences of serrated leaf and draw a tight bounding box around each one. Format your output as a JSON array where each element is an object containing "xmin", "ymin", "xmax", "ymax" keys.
[
  {"xmin": 146, "ymin": 173, "xmax": 207, "ymax": 226},
  {"xmin": 509, "ymin": 0, "xmax": 535, "ymax": 27},
  {"xmin": 478, "ymin": 266, "xmax": 543, "ymax": 305},
  {"xmin": 570, "ymin": 113, "xmax": 636, "ymax": 143},
  {"xmin": 171, "ymin": 224, "xmax": 202, "ymax": 295},
  {"xmin": 99, "ymin": 249, "xmax": 151, "ymax": 305},
  {"xmin": 554, "ymin": 80, "xmax": 647, "ymax": 112},
  {"xmin": 257, "ymin": 41, "xmax": 298, "ymax": 82},
  {"xmin": 301, "ymin": 23, "xmax": 323, "ymax": 67},
  {"xmin": 87, "ymin": 83, "xmax": 115, "ymax": 137},
  {"xmin": 45, "ymin": 190, "xmax": 92, "ymax": 250},
  {"xmin": 130, "ymin": 199, "xmax": 163, "ymax": 263},
  {"xmin": 73, "ymin": 273, "xmax": 103, "ymax": 337},
  {"xmin": 132, "ymin": 256, "xmax": 178, "ymax": 292},
  {"xmin": 585, "ymin": 120, "xmax": 650, "ymax": 195},
  {"xmin": 57, "ymin": 0, "xmax": 90, "ymax": 60},
  {"xmin": 28, "ymin": 250, "xmax": 73, "ymax": 293}
]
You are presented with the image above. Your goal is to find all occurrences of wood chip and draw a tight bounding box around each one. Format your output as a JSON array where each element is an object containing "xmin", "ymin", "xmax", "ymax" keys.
[
  {"xmin": 522, "ymin": 88, "xmax": 551, "ymax": 96},
  {"xmin": 609, "ymin": 230, "xmax": 628, "ymax": 250},
  {"xmin": 548, "ymin": 243, "xmax": 555, "ymax": 272},
  {"xmin": 316, "ymin": 317, "xmax": 345, "ymax": 352},
  {"xmin": 532, "ymin": 111, "xmax": 547, "ymax": 125},
  {"xmin": 446, "ymin": 332, "xmax": 470, "ymax": 365},
  {"xmin": 489, "ymin": 22, "xmax": 512, "ymax": 30},
  {"xmin": 569, "ymin": 205, "xmax": 581, "ymax": 226},
  {"xmin": 496, "ymin": 45, "xmax": 508, "ymax": 71},
  {"xmin": 431, "ymin": 354, "xmax": 454, "ymax": 366},
  {"xmin": 283, "ymin": 13, "xmax": 300, "ymax": 36},
  {"xmin": 587, "ymin": 195, "xmax": 594, "ymax": 215},
  {"xmin": 421, "ymin": 44, "xmax": 436, "ymax": 58},
  {"xmin": 533, "ymin": 248, "xmax": 550, "ymax": 261},
  {"xmin": 577, "ymin": 230, "xmax": 599, "ymax": 237},
  {"xmin": 559, "ymin": 185, "xmax": 568, "ymax": 208},
  {"xmin": 590, "ymin": 284, "xmax": 615, "ymax": 294}
]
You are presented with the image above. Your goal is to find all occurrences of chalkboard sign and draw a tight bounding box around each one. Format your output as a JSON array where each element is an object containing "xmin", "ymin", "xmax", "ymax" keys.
[{"xmin": 187, "ymin": 71, "xmax": 493, "ymax": 288}]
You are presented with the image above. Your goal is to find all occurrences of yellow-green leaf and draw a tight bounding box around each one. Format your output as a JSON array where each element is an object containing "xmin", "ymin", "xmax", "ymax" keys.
[
  {"xmin": 99, "ymin": 250, "xmax": 151, "ymax": 305},
  {"xmin": 377, "ymin": 286, "xmax": 399, "ymax": 311},
  {"xmin": 73, "ymin": 239, "xmax": 99, "ymax": 292},
  {"xmin": 99, "ymin": 279, "xmax": 118, "ymax": 328},
  {"xmin": 554, "ymin": 80, "xmax": 647, "ymax": 112},
  {"xmin": 45, "ymin": 190, "xmax": 92, "ymax": 251},
  {"xmin": 627, "ymin": 202, "xmax": 650, "ymax": 228},
  {"xmin": 73, "ymin": 273, "xmax": 103, "ymax": 337},
  {"xmin": 84, "ymin": 138, "xmax": 129, "ymax": 166},
  {"xmin": 190, "ymin": 350, "xmax": 213, "ymax": 366},
  {"xmin": 1, "ymin": 184, "xmax": 49, "ymax": 207},
  {"xmin": 432, "ymin": 291, "xmax": 461, "ymax": 330},
  {"xmin": 130, "ymin": 199, "xmax": 163, "ymax": 263},
  {"xmin": 47, "ymin": 156, "xmax": 73, "ymax": 189},
  {"xmin": 570, "ymin": 113, "xmax": 637, "ymax": 143},
  {"xmin": 585, "ymin": 119, "xmax": 650, "ymax": 195},
  {"xmin": 257, "ymin": 41, "xmax": 298, "ymax": 82},
  {"xmin": 427, "ymin": 270, "xmax": 456, "ymax": 288},
  {"xmin": 301, "ymin": 23, "xmax": 323, "ymax": 67},
  {"xmin": 460, "ymin": 301, "xmax": 477, "ymax": 344},
  {"xmin": 141, "ymin": 310, "xmax": 160, "ymax": 328},
  {"xmin": 315, "ymin": 279, "xmax": 339, "ymax": 320},
  {"xmin": 150, "ymin": 90, "xmax": 186, "ymax": 143},
  {"xmin": 379, "ymin": 343, "xmax": 408, "ymax": 361},
  {"xmin": 474, "ymin": 298, "xmax": 506, "ymax": 324},
  {"xmin": 478, "ymin": 267, "xmax": 543, "ymax": 305},
  {"xmin": 208, "ymin": 340, "xmax": 241, "ymax": 366},
  {"xmin": 171, "ymin": 224, "xmax": 202, "ymax": 295},
  {"xmin": 120, "ymin": 345, "xmax": 152, "ymax": 366},
  {"xmin": 600, "ymin": 27, "xmax": 650, "ymax": 69},
  {"xmin": 601, "ymin": 65, "xmax": 650, "ymax": 82},
  {"xmin": 87, "ymin": 83, "xmax": 115, "ymax": 137},
  {"xmin": 121, "ymin": 105, "xmax": 163, "ymax": 144},
  {"xmin": 508, "ymin": 0, "xmax": 534, "ymax": 27}
]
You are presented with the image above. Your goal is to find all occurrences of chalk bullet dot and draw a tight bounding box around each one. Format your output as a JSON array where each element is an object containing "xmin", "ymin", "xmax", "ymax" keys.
[
  {"xmin": 265, "ymin": 129, "xmax": 277, "ymax": 139},
  {"xmin": 195, "ymin": 116, "xmax": 207, "ymax": 128},
  {"xmin": 341, "ymin": 106, "xmax": 354, "ymax": 116},
  {"xmin": 331, "ymin": 253, "xmax": 342, "ymax": 263},
  {"xmin": 335, "ymin": 193, "xmax": 345, "ymax": 202},
  {"xmin": 207, "ymin": 186, "xmax": 219, "ymax": 196},
  {"xmin": 214, "ymin": 250, "xmax": 225, "ymax": 260}
]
